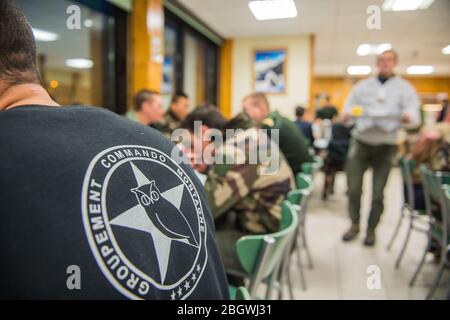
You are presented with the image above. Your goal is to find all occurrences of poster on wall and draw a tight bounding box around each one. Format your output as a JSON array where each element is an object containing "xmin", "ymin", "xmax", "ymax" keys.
[{"xmin": 253, "ymin": 49, "xmax": 287, "ymax": 94}]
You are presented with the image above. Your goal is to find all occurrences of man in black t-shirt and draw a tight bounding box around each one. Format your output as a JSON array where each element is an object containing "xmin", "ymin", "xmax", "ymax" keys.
[{"xmin": 0, "ymin": 0, "xmax": 229, "ymax": 300}]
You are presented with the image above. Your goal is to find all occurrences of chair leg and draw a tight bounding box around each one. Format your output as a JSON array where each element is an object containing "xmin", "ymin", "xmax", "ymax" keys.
[
  {"xmin": 295, "ymin": 235, "xmax": 307, "ymax": 290},
  {"xmin": 395, "ymin": 217, "xmax": 413, "ymax": 269},
  {"xmin": 409, "ymin": 239, "xmax": 431, "ymax": 287},
  {"xmin": 301, "ymin": 225, "xmax": 314, "ymax": 269},
  {"xmin": 425, "ymin": 262, "xmax": 445, "ymax": 300},
  {"xmin": 387, "ymin": 206, "xmax": 404, "ymax": 251}
]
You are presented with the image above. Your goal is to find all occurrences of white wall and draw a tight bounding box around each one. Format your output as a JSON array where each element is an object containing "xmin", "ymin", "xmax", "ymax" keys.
[{"xmin": 231, "ymin": 34, "xmax": 311, "ymax": 119}]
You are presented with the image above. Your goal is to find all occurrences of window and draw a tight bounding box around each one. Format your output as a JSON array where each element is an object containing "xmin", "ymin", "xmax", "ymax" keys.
[
  {"xmin": 163, "ymin": 9, "xmax": 219, "ymax": 108},
  {"xmin": 19, "ymin": 0, "xmax": 127, "ymax": 114}
]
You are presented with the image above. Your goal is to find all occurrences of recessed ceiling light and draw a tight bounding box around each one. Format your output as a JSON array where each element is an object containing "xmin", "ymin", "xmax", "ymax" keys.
[
  {"xmin": 347, "ymin": 66, "xmax": 372, "ymax": 75},
  {"xmin": 382, "ymin": 0, "xmax": 434, "ymax": 11},
  {"xmin": 248, "ymin": 0, "xmax": 298, "ymax": 21},
  {"xmin": 406, "ymin": 65, "xmax": 434, "ymax": 75},
  {"xmin": 442, "ymin": 45, "xmax": 450, "ymax": 55},
  {"xmin": 65, "ymin": 59, "xmax": 94, "ymax": 69},
  {"xmin": 357, "ymin": 43, "xmax": 392, "ymax": 56},
  {"xmin": 32, "ymin": 28, "xmax": 59, "ymax": 42},
  {"xmin": 84, "ymin": 19, "xmax": 94, "ymax": 28}
]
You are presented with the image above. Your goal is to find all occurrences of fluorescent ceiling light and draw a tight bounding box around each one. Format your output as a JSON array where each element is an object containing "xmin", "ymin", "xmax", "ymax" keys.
[
  {"xmin": 347, "ymin": 66, "xmax": 372, "ymax": 76},
  {"xmin": 382, "ymin": 0, "xmax": 434, "ymax": 11},
  {"xmin": 65, "ymin": 58, "xmax": 94, "ymax": 69},
  {"xmin": 84, "ymin": 19, "xmax": 94, "ymax": 28},
  {"xmin": 406, "ymin": 65, "xmax": 434, "ymax": 75},
  {"xmin": 248, "ymin": 0, "xmax": 298, "ymax": 21},
  {"xmin": 442, "ymin": 45, "xmax": 450, "ymax": 55},
  {"xmin": 357, "ymin": 43, "xmax": 392, "ymax": 56},
  {"xmin": 32, "ymin": 28, "xmax": 59, "ymax": 42}
]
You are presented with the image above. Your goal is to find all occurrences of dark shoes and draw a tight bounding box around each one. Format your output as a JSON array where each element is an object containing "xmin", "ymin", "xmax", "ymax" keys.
[
  {"xmin": 342, "ymin": 225, "xmax": 376, "ymax": 246},
  {"xmin": 363, "ymin": 228, "xmax": 376, "ymax": 246},
  {"xmin": 342, "ymin": 224, "xmax": 360, "ymax": 241}
]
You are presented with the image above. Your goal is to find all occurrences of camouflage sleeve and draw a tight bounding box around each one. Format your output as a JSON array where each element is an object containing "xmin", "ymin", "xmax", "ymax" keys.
[{"xmin": 205, "ymin": 162, "xmax": 258, "ymax": 220}]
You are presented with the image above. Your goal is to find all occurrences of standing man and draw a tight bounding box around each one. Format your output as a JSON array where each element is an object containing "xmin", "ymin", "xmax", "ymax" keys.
[
  {"xmin": 341, "ymin": 50, "xmax": 421, "ymax": 246},
  {"xmin": 243, "ymin": 93, "xmax": 313, "ymax": 175},
  {"xmin": 156, "ymin": 92, "xmax": 190, "ymax": 138},
  {"xmin": 126, "ymin": 89, "xmax": 164, "ymax": 127}
]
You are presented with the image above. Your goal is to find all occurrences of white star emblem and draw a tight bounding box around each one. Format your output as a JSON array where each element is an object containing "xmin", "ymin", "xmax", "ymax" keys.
[
  {"xmin": 178, "ymin": 287, "xmax": 183, "ymax": 297},
  {"xmin": 171, "ymin": 291, "xmax": 176, "ymax": 300},
  {"xmin": 191, "ymin": 273, "xmax": 197, "ymax": 282},
  {"xmin": 184, "ymin": 281, "xmax": 190, "ymax": 291}
]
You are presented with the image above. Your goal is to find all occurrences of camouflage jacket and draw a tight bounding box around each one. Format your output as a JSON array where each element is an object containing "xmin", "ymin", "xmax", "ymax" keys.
[
  {"xmin": 155, "ymin": 110, "xmax": 182, "ymax": 139},
  {"xmin": 205, "ymin": 113, "xmax": 295, "ymax": 234}
]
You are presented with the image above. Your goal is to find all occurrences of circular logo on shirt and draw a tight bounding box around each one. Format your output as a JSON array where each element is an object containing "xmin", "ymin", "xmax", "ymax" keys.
[{"xmin": 81, "ymin": 145, "xmax": 208, "ymax": 300}]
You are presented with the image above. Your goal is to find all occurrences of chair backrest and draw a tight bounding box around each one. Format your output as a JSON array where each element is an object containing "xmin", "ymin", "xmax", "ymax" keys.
[
  {"xmin": 420, "ymin": 165, "xmax": 450, "ymax": 215},
  {"xmin": 296, "ymin": 172, "xmax": 313, "ymax": 191},
  {"xmin": 236, "ymin": 287, "xmax": 251, "ymax": 300},
  {"xmin": 287, "ymin": 189, "xmax": 310, "ymax": 213},
  {"xmin": 399, "ymin": 156, "xmax": 416, "ymax": 208},
  {"xmin": 301, "ymin": 156, "xmax": 323, "ymax": 176},
  {"xmin": 235, "ymin": 201, "xmax": 298, "ymax": 286}
]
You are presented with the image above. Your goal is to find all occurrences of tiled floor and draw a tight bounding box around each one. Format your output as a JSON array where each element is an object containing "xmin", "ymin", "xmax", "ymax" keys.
[{"xmin": 283, "ymin": 168, "xmax": 448, "ymax": 300}]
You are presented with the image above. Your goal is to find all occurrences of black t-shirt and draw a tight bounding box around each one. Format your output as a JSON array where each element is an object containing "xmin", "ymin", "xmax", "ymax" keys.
[{"xmin": 0, "ymin": 105, "xmax": 229, "ymax": 300}]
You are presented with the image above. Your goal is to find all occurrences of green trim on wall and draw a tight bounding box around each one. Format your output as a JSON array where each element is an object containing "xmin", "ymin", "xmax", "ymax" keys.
[
  {"xmin": 163, "ymin": 0, "xmax": 223, "ymax": 46},
  {"xmin": 107, "ymin": 0, "xmax": 132, "ymax": 11}
]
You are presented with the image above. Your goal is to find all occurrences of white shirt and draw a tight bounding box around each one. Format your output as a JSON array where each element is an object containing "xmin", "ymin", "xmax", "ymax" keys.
[{"xmin": 343, "ymin": 75, "xmax": 421, "ymax": 145}]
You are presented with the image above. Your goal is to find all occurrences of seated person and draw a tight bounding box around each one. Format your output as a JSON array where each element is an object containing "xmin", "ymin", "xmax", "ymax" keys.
[
  {"xmin": 294, "ymin": 105, "xmax": 314, "ymax": 145},
  {"xmin": 243, "ymin": 92, "xmax": 313, "ymax": 175},
  {"xmin": 316, "ymin": 96, "xmax": 339, "ymax": 120},
  {"xmin": 410, "ymin": 123, "xmax": 450, "ymax": 208},
  {"xmin": 181, "ymin": 107, "xmax": 294, "ymax": 276},
  {"xmin": 0, "ymin": 0, "xmax": 228, "ymax": 300},
  {"xmin": 155, "ymin": 92, "xmax": 190, "ymax": 138},
  {"xmin": 126, "ymin": 89, "xmax": 165, "ymax": 127},
  {"xmin": 323, "ymin": 123, "xmax": 352, "ymax": 199}
]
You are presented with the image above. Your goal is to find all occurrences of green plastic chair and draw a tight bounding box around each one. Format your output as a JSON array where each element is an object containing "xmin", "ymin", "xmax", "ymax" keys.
[
  {"xmin": 295, "ymin": 172, "xmax": 313, "ymax": 195},
  {"xmin": 232, "ymin": 201, "xmax": 298, "ymax": 299},
  {"xmin": 293, "ymin": 174, "xmax": 314, "ymax": 269},
  {"xmin": 388, "ymin": 157, "xmax": 428, "ymax": 268},
  {"xmin": 301, "ymin": 155, "xmax": 323, "ymax": 176},
  {"xmin": 441, "ymin": 186, "xmax": 450, "ymax": 300},
  {"xmin": 409, "ymin": 166, "xmax": 450, "ymax": 298},
  {"xmin": 229, "ymin": 286, "xmax": 251, "ymax": 300},
  {"xmin": 285, "ymin": 189, "xmax": 311, "ymax": 292}
]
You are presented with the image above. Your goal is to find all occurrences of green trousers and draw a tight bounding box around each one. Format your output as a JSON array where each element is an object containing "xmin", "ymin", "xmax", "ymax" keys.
[{"xmin": 346, "ymin": 139, "xmax": 397, "ymax": 229}]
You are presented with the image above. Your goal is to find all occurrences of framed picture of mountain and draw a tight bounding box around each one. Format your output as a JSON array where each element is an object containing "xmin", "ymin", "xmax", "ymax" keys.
[{"xmin": 253, "ymin": 48, "xmax": 287, "ymax": 94}]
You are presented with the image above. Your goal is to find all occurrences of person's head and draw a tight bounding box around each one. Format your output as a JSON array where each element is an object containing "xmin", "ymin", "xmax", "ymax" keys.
[
  {"xmin": 376, "ymin": 49, "xmax": 398, "ymax": 77},
  {"xmin": 181, "ymin": 106, "xmax": 227, "ymax": 161},
  {"xmin": 133, "ymin": 89, "xmax": 164, "ymax": 125},
  {"xmin": 243, "ymin": 92, "xmax": 270, "ymax": 123},
  {"xmin": 170, "ymin": 92, "xmax": 190, "ymax": 121},
  {"xmin": 295, "ymin": 106, "xmax": 306, "ymax": 120},
  {"xmin": 0, "ymin": 0, "xmax": 40, "ymax": 91}
]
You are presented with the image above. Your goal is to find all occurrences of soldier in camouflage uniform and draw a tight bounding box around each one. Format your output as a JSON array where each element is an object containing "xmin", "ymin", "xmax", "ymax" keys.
[
  {"xmin": 243, "ymin": 92, "xmax": 313, "ymax": 175},
  {"xmin": 155, "ymin": 92, "xmax": 190, "ymax": 138},
  {"xmin": 182, "ymin": 107, "xmax": 295, "ymax": 273}
]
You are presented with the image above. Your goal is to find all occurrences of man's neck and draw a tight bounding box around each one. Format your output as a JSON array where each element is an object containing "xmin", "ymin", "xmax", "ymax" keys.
[
  {"xmin": 134, "ymin": 110, "xmax": 151, "ymax": 125},
  {"xmin": 0, "ymin": 83, "xmax": 59, "ymax": 111}
]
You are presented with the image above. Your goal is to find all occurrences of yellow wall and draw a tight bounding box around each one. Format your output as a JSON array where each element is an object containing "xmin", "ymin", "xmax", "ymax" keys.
[{"xmin": 313, "ymin": 76, "xmax": 450, "ymax": 111}]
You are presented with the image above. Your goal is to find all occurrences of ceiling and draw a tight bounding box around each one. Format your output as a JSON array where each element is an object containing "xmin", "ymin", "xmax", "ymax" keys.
[{"xmin": 177, "ymin": 0, "xmax": 450, "ymax": 76}]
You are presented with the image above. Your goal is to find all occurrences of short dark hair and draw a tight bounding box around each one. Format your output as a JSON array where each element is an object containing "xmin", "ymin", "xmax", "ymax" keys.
[
  {"xmin": 171, "ymin": 92, "xmax": 189, "ymax": 105},
  {"xmin": 182, "ymin": 106, "xmax": 227, "ymax": 132},
  {"xmin": 0, "ymin": 0, "xmax": 40, "ymax": 85},
  {"xmin": 377, "ymin": 49, "xmax": 398, "ymax": 62},
  {"xmin": 295, "ymin": 106, "xmax": 306, "ymax": 118},
  {"xmin": 134, "ymin": 89, "xmax": 159, "ymax": 111}
]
